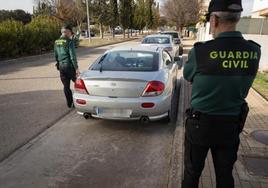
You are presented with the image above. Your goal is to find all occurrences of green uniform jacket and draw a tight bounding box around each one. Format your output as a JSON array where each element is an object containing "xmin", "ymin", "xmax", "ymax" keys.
[
  {"xmin": 184, "ymin": 31, "xmax": 261, "ymax": 115},
  {"xmin": 54, "ymin": 36, "xmax": 78, "ymax": 69}
]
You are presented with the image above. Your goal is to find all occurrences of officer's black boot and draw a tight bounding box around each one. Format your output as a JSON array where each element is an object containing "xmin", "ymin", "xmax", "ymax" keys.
[{"xmin": 64, "ymin": 87, "xmax": 73, "ymax": 108}]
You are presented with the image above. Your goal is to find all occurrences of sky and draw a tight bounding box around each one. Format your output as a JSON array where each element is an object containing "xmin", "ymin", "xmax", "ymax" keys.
[
  {"xmin": 0, "ymin": 0, "xmax": 34, "ymax": 13},
  {"xmin": 0, "ymin": 0, "xmax": 255, "ymax": 16}
]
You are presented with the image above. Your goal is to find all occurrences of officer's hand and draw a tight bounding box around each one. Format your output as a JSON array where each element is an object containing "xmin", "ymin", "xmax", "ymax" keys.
[
  {"xmin": 55, "ymin": 62, "xmax": 60, "ymax": 71},
  {"xmin": 76, "ymin": 69, "xmax": 80, "ymax": 77}
]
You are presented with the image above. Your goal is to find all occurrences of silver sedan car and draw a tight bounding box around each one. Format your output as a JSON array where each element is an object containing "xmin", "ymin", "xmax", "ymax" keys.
[
  {"xmin": 141, "ymin": 34, "xmax": 180, "ymax": 59},
  {"xmin": 73, "ymin": 45, "xmax": 179, "ymax": 122}
]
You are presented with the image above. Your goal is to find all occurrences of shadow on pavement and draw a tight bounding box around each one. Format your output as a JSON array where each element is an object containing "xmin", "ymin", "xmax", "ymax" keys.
[{"xmin": 0, "ymin": 90, "xmax": 71, "ymax": 161}]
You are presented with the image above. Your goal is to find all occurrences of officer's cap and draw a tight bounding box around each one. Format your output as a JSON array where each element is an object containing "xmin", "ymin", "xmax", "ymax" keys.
[
  {"xmin": 206, "ymin": 0, "xmax": 243, "ymax": 21},
  {"xmin": 61, "ymin": 25, "xmax": 73, "ymax": 33}
]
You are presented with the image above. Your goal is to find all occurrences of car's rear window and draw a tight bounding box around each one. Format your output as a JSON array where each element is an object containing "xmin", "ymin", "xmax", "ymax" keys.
[
  {"xmin": 91, "ymin": 51, "xmax": 159, "ymax": 72},
  {"xmin": 142, "ymin": 37, "xmax": 170, "ymax": 44},
  {"xmin": 162, "ymin": 32, "xmax": 179, "ymax": 39}
]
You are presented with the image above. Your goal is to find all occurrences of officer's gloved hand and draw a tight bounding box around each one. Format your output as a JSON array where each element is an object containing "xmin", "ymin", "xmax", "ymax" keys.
[
  {"xmin": 76, "ymin": 69, "xmax": 80, "ymax": 78},
  {"xmin": 56, "ymin": 62, "xmax": 60, "ymax": 71}
]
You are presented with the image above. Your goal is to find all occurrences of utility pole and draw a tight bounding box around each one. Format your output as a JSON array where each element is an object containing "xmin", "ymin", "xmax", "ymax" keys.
[{"xmin": 86, "ymin": 0, "xmax": 91, "ymax": 43}]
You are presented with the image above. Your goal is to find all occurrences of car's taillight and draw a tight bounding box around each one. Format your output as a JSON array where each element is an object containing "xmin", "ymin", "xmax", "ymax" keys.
[
  {"xmin": 142, "ymin": 81, "xmax": 165, "ymax": 97},
  {"xmin": 75, "ymin": 79, "xmax": 89, "ymax": 94},
  {"xmin": 141, "ymin": 103, "xmax": 155, "ymax": 108},
  {"xmin": 76, "ymin": 99, "xmax": 86, "ymax": 105},
  {"xmin": 165, "ymin": 47, "xmax": 173, "ymax": 52}
]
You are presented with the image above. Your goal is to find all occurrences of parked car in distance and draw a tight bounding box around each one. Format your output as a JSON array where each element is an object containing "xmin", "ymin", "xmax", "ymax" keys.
[
  {"xmin": 141, "ymin": 34, "xmax": 181, "ymax": 59},
  {"xmin": 114, "ymin": 26, "xmax": 123, "ymax": 34},
  {"xmin": 73, "ymin": 45, "xmax": 180, "ymax": 123},
  {"xmin": 81, "ymin": 30, "xmax": 95, "ymax": 37},
  {"xmin": 160, "ymin": 31, "xmax": 183, "ymax": 56}
]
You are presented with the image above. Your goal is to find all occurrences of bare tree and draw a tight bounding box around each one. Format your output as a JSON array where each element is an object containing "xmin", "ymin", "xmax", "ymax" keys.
[
  {"xmin": 162, "ymin": 0, "xmax": 200, "ymax": 31},
  {"xmin": 34, "ymin": 0, "xmax": 86, "ymax": 30},
  {"xmin": 55, "ymin": 0, "xmax": 86, "ymax": 29}
]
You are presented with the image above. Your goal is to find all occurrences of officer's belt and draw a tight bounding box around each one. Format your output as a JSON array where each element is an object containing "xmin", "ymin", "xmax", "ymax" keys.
[{"xmin": 186, "ymin": 108, "xmax": 240, "ymax": 122}]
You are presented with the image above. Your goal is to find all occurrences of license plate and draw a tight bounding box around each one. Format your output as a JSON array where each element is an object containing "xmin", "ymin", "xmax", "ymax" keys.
[{"xmin": 96, "ymin": 108, "xmax": 132, "ymax": 118}]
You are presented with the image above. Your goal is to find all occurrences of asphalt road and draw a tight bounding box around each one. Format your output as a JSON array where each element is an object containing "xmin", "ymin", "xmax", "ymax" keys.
[
  {"xmin": 0, "ymin": 40, "xmax": 139, "ymax": 161},
  {"xmin": 0, "ymin": 40, "xmax": 183, "ymax": 188}
]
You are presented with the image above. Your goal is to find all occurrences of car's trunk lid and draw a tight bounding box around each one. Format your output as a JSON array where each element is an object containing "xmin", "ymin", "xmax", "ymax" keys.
[{"xmin": 82, "ymin": 71, "xmax": 158, "ymax": 98}]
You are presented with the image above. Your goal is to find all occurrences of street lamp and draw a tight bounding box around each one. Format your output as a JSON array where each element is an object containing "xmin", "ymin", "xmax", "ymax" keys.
[{"xmin": 86, "ymin": 0, "xmax": 91, "ymax": 43}]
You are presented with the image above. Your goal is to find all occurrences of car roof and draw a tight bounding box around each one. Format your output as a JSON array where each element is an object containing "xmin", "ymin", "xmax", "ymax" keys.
[
  {"xmin": 144, "ymin": 34, "xmax": 171, "ymax": 38},
  {"xmin": 161, "ymin": 31, "xmax": 178, "ymax": 33},
  {"xmin": 108, "ymin": 45, "xmax": 163, "ymax": 53}
]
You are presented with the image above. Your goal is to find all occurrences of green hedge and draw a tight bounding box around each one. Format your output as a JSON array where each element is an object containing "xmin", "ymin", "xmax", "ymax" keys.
[{"xmin": 0, "ymin": 16, "xmax": 61, "ymax": 59}]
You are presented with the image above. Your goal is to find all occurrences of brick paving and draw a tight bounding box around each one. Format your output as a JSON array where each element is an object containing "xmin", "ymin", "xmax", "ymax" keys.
[{"xmin": 169, "ymin": 38, "xmax": 268, "ymax": 188}]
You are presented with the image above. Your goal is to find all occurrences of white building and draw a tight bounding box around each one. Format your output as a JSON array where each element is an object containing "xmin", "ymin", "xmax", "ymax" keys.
[
  {"xmin": 252, "ymin": 0, "xmax": 268, "ymax": 18},
  {"xmin": 199, "ymin": 0, "xmax": 210, "ymax": 14}
]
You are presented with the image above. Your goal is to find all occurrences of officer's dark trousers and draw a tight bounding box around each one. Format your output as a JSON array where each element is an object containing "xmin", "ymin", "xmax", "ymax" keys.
[
  {"xmin": 182, "ymin": 115, "xmax": 240, "ymax": 188},
  {"xmin": 59, "ymin": 64, "xmax": 76, "ymax": 108}
]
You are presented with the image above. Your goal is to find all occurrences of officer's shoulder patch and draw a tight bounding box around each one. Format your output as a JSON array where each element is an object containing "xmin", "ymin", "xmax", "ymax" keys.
[{"xmin": 248, "ymin": 40, "xmax": 261, "ymax": 48}]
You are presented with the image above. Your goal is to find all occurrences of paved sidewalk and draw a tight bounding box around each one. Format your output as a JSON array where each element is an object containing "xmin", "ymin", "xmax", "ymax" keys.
[{"xmin": 169, "ymin": 38, "xmax": 268, "ymax": 188}]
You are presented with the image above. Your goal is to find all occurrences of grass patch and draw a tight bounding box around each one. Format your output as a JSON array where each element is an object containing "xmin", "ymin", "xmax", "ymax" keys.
[
  {"xmin": 79, "ymin": 37, "xmax": 132, "ymax": 47},
  {"xmin": 253, "ymin": 72, "xmax": 268, "ymax": 100}
]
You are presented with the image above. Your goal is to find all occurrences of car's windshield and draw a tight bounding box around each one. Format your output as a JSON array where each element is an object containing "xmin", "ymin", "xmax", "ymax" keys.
[
  {"xmin": 91, "ymin": 51, "xmax": 159, "ymax": 72},
  {"xmin": 162, "ymin": 32, "xmax": 179, "ymax": 39},
  {"xmin": 142, "ymin": 37, "xmax": 170, "ymax": 44}
]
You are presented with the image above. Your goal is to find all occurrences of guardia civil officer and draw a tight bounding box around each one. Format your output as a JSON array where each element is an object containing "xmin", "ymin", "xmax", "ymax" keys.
[
  {"xmin": 182, "ymin": 0, "xmax": 261, "ymax": 187},
  {"xmin": 54, "ymin": 26, "xmax": 80, "ymax": 108}
]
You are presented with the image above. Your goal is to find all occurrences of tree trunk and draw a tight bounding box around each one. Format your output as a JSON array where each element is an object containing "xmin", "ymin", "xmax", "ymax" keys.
[
  {"xmin": 176, "ymin": 22, "xmax": 180, "ymax": 31},
  {"xmin": 127, "ymin": 29, "xmax": 130, "ymax": 38},
  {"xmin": 100, "ymin": 23, "xmax": 104, "ymax": 39},
  {"xmin": 112, "ymin": 28, "xmax": 115, "ymax": 39},
  {"xmin": 77, "ymin": 21, "xmax": 81, "ymax": 31},
  {"xmin": 123, "ymin": 29, "xmax": 125, "ymax": 39}
]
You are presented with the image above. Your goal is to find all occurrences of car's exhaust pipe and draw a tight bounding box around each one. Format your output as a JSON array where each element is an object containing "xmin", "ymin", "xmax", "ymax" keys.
[
  {"xmin": 83, "ymin": 113, "xmax": 91, "ymax": 119},
  {"xmin": 140, "ymin": 116, "xmax": 150, "ymax": 124}
]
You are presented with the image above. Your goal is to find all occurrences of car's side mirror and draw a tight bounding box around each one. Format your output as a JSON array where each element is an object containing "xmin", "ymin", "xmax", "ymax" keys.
[
  {"xmin": 166, "ymin": 60, "xmax": 172, "ymax": 66},
  {"xmin": 174, "ymin": 39, "xmax": 181, "ymax": 45},
  {"xmin": 174, "ymin": 57, "xmax": 183, "ymax": 69},
  {"xmin": 174, "ymin": 57, "xmax": 180, "ymax": 62},
  {"xmin": 179, "ymin": 47, "xmax": 183, "ymax": 56}
]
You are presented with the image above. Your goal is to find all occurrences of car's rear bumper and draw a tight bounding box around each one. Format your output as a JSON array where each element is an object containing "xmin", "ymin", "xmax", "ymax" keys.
[
  {"xmin": 73, "ymin": 93, "xmax": 171, "ymax": 120},
  {"xmin": 77, "ymin": 111, "xmax": 169, "ymax": 121}
]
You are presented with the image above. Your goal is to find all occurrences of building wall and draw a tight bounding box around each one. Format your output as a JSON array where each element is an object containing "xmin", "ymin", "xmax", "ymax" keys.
[
  {"xmin": 252, "ymin": 0, "xmax": 268, "ymax": 18},
  {"xmin": 237, "ymin": 18, "xmax": 268, "ymax": 34},
  {"xmin": 199, "ymin": 0, "xmax": 210, "ymax": 12},
  {"xmin": 244, "ymin": 34, "xmax": 268, "ymax": 71}
]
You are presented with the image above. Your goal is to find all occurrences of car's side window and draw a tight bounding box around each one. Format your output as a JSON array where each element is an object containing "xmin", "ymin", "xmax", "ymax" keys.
[{"xmin": 162, "ymin": 51, "xmax": 172, "ymax": 68}]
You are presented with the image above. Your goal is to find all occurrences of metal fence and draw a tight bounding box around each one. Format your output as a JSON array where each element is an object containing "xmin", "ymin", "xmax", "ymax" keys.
[{"xmin": 237, "ymin": 18, "xmax": 268, "ymax": 35}]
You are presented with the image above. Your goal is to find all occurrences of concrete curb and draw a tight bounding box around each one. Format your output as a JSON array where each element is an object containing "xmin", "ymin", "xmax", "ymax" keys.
[
  {"xmin": 0, "ymin": 38, "xmax": 139, "ymax": 65},
  {"xmin": 252, "ymin": 87, "xmax": 268, "ymax": 103},
  {"xmin": 168, "ymin": 78, "xmax": 186, "ymax": 188}
]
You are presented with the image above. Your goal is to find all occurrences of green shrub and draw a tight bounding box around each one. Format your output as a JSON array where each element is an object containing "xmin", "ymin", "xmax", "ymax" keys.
[
  {"xmin": 0, "ymin": 16, "xmax": 61, "ymax": 59},
  {"xmin": 27, "ymin": 16, "xmax": 61, "ymax": 53},
  {"xmin": 0, "ymin": 20, "xmax": 25, "ymax": 58}
]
